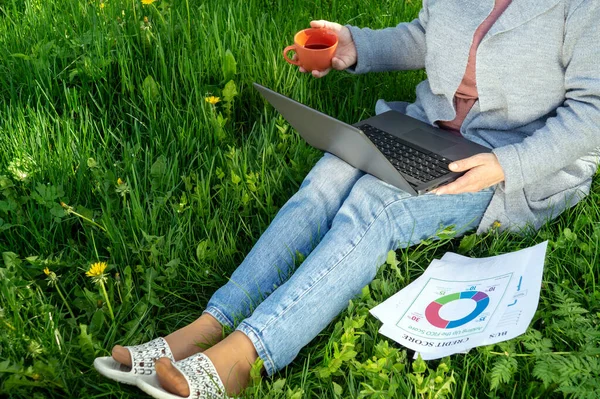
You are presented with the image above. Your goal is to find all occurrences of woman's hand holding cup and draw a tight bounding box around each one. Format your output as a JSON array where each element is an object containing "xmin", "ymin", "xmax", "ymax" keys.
[
  {"xmin": 303, "ymin": 20, "xmax": 356, "ymax": 77},
  {"xmin": 284, "ymin": 20, "xmax": 357, "ymax": 78}
]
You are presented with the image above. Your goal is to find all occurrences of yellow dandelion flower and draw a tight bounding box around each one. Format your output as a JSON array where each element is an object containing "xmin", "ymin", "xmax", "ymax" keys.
[
  {"xmin": 44, "ymin": 267, "xmax": 60, "ymax": 287},
  {"xmin": 205, "ymin": 96, "xmax": 220, "ymax": 105},
  {"xmin": 492, "ymin": 220, "xmax": 502, "ymax": 229},
  {"xmin": 141, "ymin": 0, "xmax": 156, "ymax": 5},
  {"xmin": 86, "ymin": 261, "xmax": 114, "ymax": 319},
  {"xmin": 116, "ymin": 178, "xmax": 130, "ymax": 197},
  {"xmin": 99, "ymin": 2, "xmax": 105, "ymax": 9},
  {"xmin": 86, "ymin": 262, "xmax": 108, "ymax": 278}
]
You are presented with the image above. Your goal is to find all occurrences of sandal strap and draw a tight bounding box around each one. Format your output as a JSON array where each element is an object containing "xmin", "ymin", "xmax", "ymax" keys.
[
  {"xmin": 127, "ymin": 337, "xmax": 174, "ymax": 376},
  {"xmin": 174, "ymin": 353, "xmax": 228, "ymax": 399}
]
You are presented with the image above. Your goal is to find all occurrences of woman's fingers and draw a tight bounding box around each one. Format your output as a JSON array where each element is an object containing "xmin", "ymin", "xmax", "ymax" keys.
[
  {"xmin": 433, "ymin": 172, "xmax": 477, "ymax": 195},
  {"xmin": 311, "ymin": 68, "xmax": 332, "ymax": 78},
  {"xmin": 432, "ymin": 153, "xmax": 505, "ymax": 195},
  {"xmin": 331, "ymin": 56, "xmax": 353, "ymax": 70},
  {"xmin": 448, "ymin": 154, "xmax": 486, "ymax": 172},
  {"xmin": 298, "ymin": 66, "xmax": 331, "ymax": 77},
  {"xmin": 310, "ymin": 20, "xmax": 343, "ymax": 32},
  {"xmin": 293, "ymin": 55, "xmax": 308, "ymax": 73},
  {"xmin": 295, "ymin": 57, "xmax": 307, "ymax": 73}
]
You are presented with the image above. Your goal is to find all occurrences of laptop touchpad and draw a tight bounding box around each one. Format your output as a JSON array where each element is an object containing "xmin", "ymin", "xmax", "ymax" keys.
[{"xmin": 402, "ymin": 128, "xmax": 457, "ymax": 153}]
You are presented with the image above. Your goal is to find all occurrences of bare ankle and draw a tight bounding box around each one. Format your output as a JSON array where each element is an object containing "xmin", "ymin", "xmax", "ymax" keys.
[
  {"xmin": 193, "ymin": 314, "xmax": 226, "ymax": 348},
  {"xmin": 163, "ymin": 313, "xmax": 226, "ymax": 360},
  {"xmin": 204, "ymin": 331, "xmax": 260, "ymax": 394},
  {"xmin": 197, "ymin": 313, "xmax": 223, "ymax": 330}
]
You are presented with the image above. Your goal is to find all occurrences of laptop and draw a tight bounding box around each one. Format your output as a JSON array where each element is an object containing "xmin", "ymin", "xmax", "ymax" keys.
[{"xmin": 253, "ymin": 83, "xmax": 491, "ymax": 195}]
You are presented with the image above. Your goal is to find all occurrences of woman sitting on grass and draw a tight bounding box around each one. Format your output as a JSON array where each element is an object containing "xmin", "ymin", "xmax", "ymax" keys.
[{"xmin": 94, "ymin": 1, "xmax": 600, "ymax": 398}]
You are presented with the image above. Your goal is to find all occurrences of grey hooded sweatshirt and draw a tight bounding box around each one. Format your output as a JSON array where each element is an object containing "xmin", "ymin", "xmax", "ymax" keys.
[{"xmin": 347, "ymin": 0, "xmax": 600, "ymax": 233}]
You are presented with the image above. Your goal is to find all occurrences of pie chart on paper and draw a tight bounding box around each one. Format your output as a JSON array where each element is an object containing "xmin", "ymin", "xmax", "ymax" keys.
[{"xmin": 425, "ymin": 291, "xmax": 490, "ymax": 329}]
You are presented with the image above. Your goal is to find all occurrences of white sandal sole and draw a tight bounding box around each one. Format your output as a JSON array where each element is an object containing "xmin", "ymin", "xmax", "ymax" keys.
[
  {"xmin": 136, "ymin": 353, "xmax": 230, "ymax": 399},
  {"xmin": 93, "ymin": 337, "xmax": 174, "ymax": 385}
]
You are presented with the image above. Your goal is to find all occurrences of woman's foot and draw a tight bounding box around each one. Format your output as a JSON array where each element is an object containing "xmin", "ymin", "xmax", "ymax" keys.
[
  {"xmin": 111, "ymin": 313, "xmax": 224, "ymax": 367},
  {"xmin": 155, "ymin": 358, "xmax": 191, "ymax": 397},
  {"xmin": 155, "ymin": 331, "xmax": 259, "ymax": 397}
]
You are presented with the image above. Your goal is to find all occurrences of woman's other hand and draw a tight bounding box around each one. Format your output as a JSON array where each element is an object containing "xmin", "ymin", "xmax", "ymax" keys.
[
  {"xmin": 298, "ymin": 20, "xmax": 357, "ymax": 78},
  {"xmin": 432, "ymin": 153, "xmax": 505, "ymax": 195}
]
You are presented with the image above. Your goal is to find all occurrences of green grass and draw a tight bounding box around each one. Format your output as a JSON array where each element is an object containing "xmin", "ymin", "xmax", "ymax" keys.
[{"xmin": 0, "ymin": 0, "xmax": 599, "ymax": 398}]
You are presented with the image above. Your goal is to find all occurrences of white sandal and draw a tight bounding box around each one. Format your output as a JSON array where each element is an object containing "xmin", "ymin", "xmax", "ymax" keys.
[
  {"xmin": 93, "ymin": 337, "xmax": 175, "ymax": 385},
  {"xmin": 136, "ymin": 353, "xmax": 229, "ymax": 399}
]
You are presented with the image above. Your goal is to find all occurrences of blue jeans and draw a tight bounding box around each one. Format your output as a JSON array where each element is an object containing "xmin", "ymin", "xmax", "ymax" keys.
[{"xmin": 204, "ymin": 153, "xmax": 494, "ymax": 376}]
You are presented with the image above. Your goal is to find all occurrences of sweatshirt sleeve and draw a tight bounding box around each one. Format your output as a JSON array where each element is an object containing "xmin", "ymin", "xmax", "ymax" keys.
[
  {"xmin": 492, "ymin": 0, "xmax": 600, "ymax": 194},
  {"xmin": 345, "ymin": 1, "xmax": 429, "ymax": 74}
]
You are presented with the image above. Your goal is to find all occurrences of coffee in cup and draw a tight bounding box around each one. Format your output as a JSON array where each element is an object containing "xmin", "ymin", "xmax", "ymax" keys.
[{"xmin": 283, "ymin": 28, "xmax": 338, "ymax": 72}]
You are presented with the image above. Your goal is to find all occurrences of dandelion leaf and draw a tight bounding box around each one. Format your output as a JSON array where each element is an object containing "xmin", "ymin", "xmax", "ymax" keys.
[
  {"xmin": 222, "ymin": 49, "xmax": 237, "ymax": 83},
  {"xmin": 272, "ymin": 378, "xmax": 286, "ymax": 392},
  {"xmin": 458, "ymin": 233, "xmax": 477, "ymax": 253},
  {"xmin": 145, "ymin": 291, "xmax": 165, "ymax": 308},
  {"xmin": 89, "ymin": 309, "xmax": 105, "ymax": 335},
  {"xmin": 78, "ymin": 324, "xmax": 96, "ymax": 362},
  {"xmin": 2, "ymin": 252, "xmax": 21, "ymax": 268},
  {"xmin": 386, "ymin": 250, "xmax": 399, "ymax": 268},
  {"xmin": 196, "ymin": 239, "xmax": 215, "ymax": 261},
  {"xmin": 151, "ymin": 155, "xmax": 167, "ymax": 178},
  {"xmin": 332, "ymin": 381, "xmax": 343, "ymax": 396},
  {"xmin": 150, "ymin": 155, "xmax": 167, "ymax": 190},
  {"xmin": 223, "ymin": 80, "xmax": 238, "ymax": 104},
  {"xmin": 142, "ymin": 75, "xmax": 160, "ymax": 102},
  {"xmin": 436, "ymin": 224, "xmax": 457, "ymax": 241}
]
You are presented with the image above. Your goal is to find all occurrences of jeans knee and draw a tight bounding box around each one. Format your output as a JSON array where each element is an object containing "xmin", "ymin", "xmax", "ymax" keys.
[
  {"xmin": 298, "ymin": 154, "xmax": 363, "ymax": 204},
  {"xmin": 303, "ymin": 153, "xmax": 361, "ymax": 186},
  {"xmin": 340, "ymin": 175, "xmax": 397, "ymax": 214}
]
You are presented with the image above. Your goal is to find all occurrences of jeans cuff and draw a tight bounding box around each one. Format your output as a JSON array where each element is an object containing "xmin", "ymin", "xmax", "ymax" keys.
[
  {"xmin": 202, "ymin": 306, "xmax": 234, "ymax": 329},
  {"xmin": 236, "ymin": 322, "xmax": 277, "ymax": 377}
]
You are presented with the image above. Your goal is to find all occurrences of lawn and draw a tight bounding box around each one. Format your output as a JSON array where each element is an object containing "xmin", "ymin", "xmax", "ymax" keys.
[{"xmin": 0, "ymin": 0, "xmax": 599, "ymax": 398}]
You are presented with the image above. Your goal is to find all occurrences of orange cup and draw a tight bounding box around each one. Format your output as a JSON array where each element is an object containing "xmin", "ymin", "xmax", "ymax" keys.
[{"xmin": 283, "ymin": 28, "xmax": 338, "ymax": 72}]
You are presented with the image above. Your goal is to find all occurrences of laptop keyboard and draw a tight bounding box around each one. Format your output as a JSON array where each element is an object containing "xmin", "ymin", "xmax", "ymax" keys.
[{"xmin": 359, "ymin": 124, "xmax": 453, "ymax": 183}]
